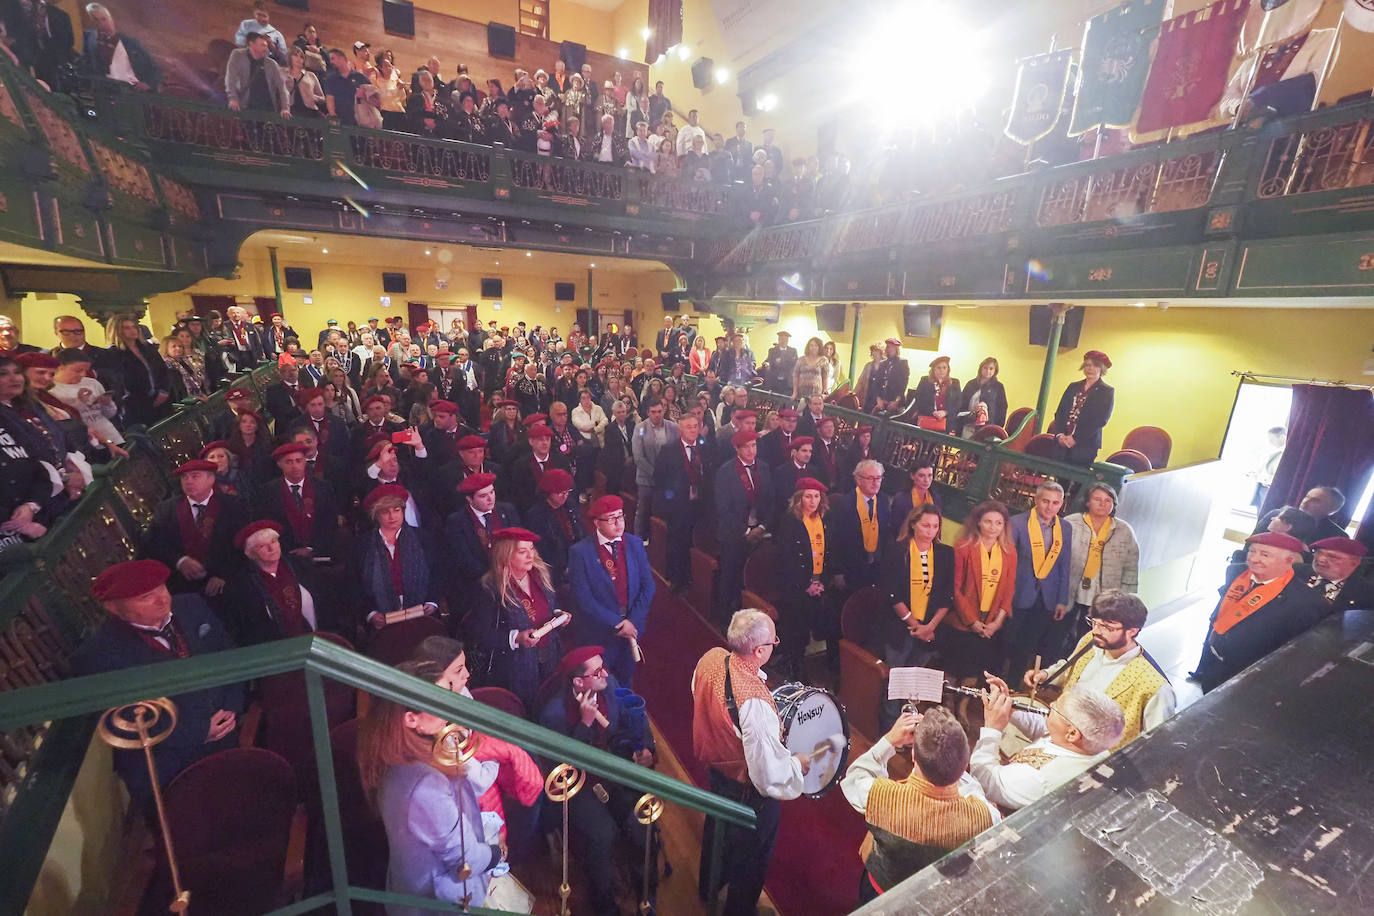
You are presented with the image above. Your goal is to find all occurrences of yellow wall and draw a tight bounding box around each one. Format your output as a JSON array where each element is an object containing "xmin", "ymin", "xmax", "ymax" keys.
[
  {"xmin": 549, "ymin": 1, "xmax": 615, "ymax": 52},
  {"xmin": 16, "ymin": 294, "xmax": 155, "ymax": 349},
  {"xmin": 771, "ymin": 301, "xmax": 1373, "ymax": 468},
  {"xmin": 412, "ymin": 0, "xmax": 516, "ymax": 28}
]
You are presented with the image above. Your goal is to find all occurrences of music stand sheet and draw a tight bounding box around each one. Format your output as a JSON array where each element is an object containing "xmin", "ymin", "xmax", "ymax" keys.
[
  {"xmin": 888, "ymin": 666, "xmax": 945, "ymax": 702},
  {"xmin": 855, "ymin": 609, "xmax": 1374, "ymax": 915}
]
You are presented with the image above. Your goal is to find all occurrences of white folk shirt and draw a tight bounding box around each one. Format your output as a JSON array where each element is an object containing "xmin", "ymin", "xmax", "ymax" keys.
[
  {"xmin": 689, "ymin": 664, "xmax": 804, "ymax": 800},
  {"xmin": 106, "ymin": 39, "xmax": 138, "ymax": 84},
  {"xmin": 676, "ymin": 124, "xmax": 706, "ymax": 157},
  {"xmin": 1048, "ymin": 644, "xmax": 1176, "ymax": 732},
  {"xmin": 969, "ymin": 716, "xmax": 1107, "ymax": 811},
  {"xmin": 841, "ymin": 736, "xmax": 1001, "ymax": 824}
]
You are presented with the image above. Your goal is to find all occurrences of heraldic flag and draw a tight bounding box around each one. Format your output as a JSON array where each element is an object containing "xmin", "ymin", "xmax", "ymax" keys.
[
  {"xmin": 1137, "ymin": 0, "xmax": 1249, "ymax": 133},
  {"xmin": 1068, "ymin": 0, "xmax": 1166, "ymax": 136},
  {"xmin": 1005, "ymin": 49, "xmax": 1075, "ymax": 144},
  {"xmin": 1346, "ymin": 0, "xmax": 1374, "ymax": 33}
]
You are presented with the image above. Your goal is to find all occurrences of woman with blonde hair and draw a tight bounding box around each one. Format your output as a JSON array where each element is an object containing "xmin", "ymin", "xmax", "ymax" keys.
[
  {"xmin": 947, "ymin": 500, "xmax": 1017, "ymax": 682},
  {"xmin": 466, "ymin": 527, "xmax": 564, "ymax": 709},
  {"xmin": 106, "ymin": 313, "xmax": 170, "ymax": 426},
  {"xmin": 775, "ymin": 477, "xmax": 836, "ymax": 678},
  {"xmin": 326, "ymin": 366, "xmax": 359, "ymax": 425},
  {"xmin": 689, "ymin": 334, "xmax": 710, "ymax": 375},
  {"xmin": 357, "ymin": 659, "xmax": 515, "ymax": 914},
  {"xmin": 160, "ymin": 334, "xmax": 207, "ymax": 401}
]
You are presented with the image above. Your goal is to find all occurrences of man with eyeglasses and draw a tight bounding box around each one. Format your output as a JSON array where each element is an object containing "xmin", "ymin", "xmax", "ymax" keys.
[
  {"xmin": 538, "ymin": 645, "xmax": 657, "ymax": 916},
  {"xmin": 1022, "ymin": 590, "xmax": 1174, "ymax": 749},
  {"xmin": 830, "ymin": 458, "xmax": 893, "ymax": 597},
  {"xmin": 569, "ymin": 495, "xmax": 654, "ymax": 687},
  {"xmin": 970, "ymin": 676, "xmax": 1124, "ymax": 811}
]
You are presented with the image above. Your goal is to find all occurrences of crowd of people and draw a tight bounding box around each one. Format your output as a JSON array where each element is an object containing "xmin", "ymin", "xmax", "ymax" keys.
[{"xmin": 7, "ymin": 300, "xmax": 1369, "ymax": 914}]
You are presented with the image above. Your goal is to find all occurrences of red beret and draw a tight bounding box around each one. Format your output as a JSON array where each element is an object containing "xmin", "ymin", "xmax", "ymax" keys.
[
  {"xmin": 174, "ymin": 459, "xmax": 219, "ymax": 476},
  {"xmin": 789, "ymin": 436, "xmax": 814, "ymax": 451},
  {"xmin": 526, "ymin": 424, "xmax": 553, "ymax": 439},
  {"xmin": 457, "ymin": 435, "xmax": 488, "ymax": 451},
  {"xmin": 362, "ymin": 394, "xmax": 388, "ymax": 410},
  {"xmin": 366, "ymin": 438, "xmax": 395, "ymax": 463},
  {"xmin": 436, "ymin": 352, "xmax": 454, "ymax": 364},
  {"xmin": 492, "ymin": 526, "xmax": 540, "ymax": 544},
  {"xmin": 1311, "ymin": 537, "xmax": 1367, "ymax": 557},
  {"xmin": 497, "ymin": 399, "xmax": 519, "ymax": 408},
  {"xmin": 363, "ymin": 431, "xmax": 389, "ymax": 451},
  {"xmin": 1083, "ymin": 349, "xmax": 1112, "ymax": 368},
  {"xmin": 236, "ymin": 409, "xmax": 263, "ymax": 424},
  {"xmin": 639, "ymin": 347, "xmax": 654, "ymax": 358},
  {"xmin": 816, "ymin": 415, "xmax": 837, "ymax": 428},
  {"xmin": 233, "ymin": 519, "xmax": 282, "ymax": 552},
  {"xmin": 92, "ymin": 559, "xmax": 170, "ymax": 602},
  {"xmin": 555, "ymin": 645, "xmax": 605, "ymax": 680},
  {"xmin": 777, "ymin": 408, "xmax": 799, "ymax": 420},
  {"xmin": 16, "ymin": 352, "xmax": 59, "ymax": 369},
  {"xmin": 732, "ymin": 410, "xmax": 756, "ymax": 422},
  {"xmin": 538, "ymin": 468, "xmax": 575, "ymax": 493},
  {"xmin": 458, "ymin": 472, "xmax": 498, "ymax": 495},
  {"xmin": 522, "ymin": 413, "xmax": 549, "ymax": 428},
  {"xmin": 199, "ymin": 440, "xmax": 231, "ymax": 458},
  {"xmin": 272, "ymin": 442, "xmax": 308, "ymax": 462},
  {"xmin": 885, "ymin": 337, "xmax": 902, "ymax": 346},
  {"xmin": 227, "ymin": 387, "xmax": 253, "ymax": 400},
  {"xmin": 363, "ymin": 483, "xmax": 409, "ymax": 513},
  {"xmin": 1246, "ymin": 531, "xmax": 1305, "ymax": 554},
  {"xmin": 856, "ymin": 425, "xmax": 874, "ymax": 435},
  {"xmin": 589, "ymin": 495, "xmax": 624, "ymax": 519},
  {"xmin": 927, "ymin": 355, "xmax": 950, "ymax": 369},
  {"xmin": 795, "ymin": 477, "xmax": 828, "ymax": 493},
  {"xmin": 430, "ymin": 399, "xmax": 459, "ymax": 414},
  {"xmin": 295, "ymin": 387, "xmax": 325, "ymax": 407},
  {"xmin": 732, "ymin": 429, "xmax": 759, "ymax": 448}
]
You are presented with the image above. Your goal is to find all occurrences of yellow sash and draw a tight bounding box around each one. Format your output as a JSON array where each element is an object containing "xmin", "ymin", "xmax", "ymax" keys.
[
  {"xmin": 803, "ymin": 514, "xmax": 825, "ymax": 577},
  {"xmin": 1027, "ymin": 514, "xmax": 1063, "ymax": 580},
  {"xmin": 1081, "ymin": 516, "xmax": 1113, "ymax": 582},
  {"xmin": 856, "ymin": 490, "xmax": 879, "ymax": 554},
  {"xmin": 911, "ymin": 486, "xmax": 933, "ymax": 507},
  {"xmin": 907, "ymin": 545, "xmax": 933, "ymax": 622},
  {"xmin": 978, "ymin": 543, "xmax": 1003, "ymax": 615}
]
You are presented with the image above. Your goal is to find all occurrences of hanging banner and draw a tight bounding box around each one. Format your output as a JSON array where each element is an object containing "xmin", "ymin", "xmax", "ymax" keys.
[
  {"xmin": 1137, "ymin": 0, "xmax": 1250, "ymax": 133},
  {"xmin": 1005, "ymin": 49, "xmax": 1075, "ymax": 144},
  {"xmin": 1346, "ymin": 0, "xmax": 1374, "ymax": 33},
  {"xmin": 1239, "ymin": 0, "xmax": 1322, "ymax": 51},
  {"xmin": 1068, "ymin": 0, "xmax": 1166, "ymax": 136}
]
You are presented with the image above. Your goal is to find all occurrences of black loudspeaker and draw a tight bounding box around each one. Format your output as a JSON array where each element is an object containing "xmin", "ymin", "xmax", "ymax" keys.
[
  {"xmin": 481, "ymin": 277, "xmax": 503, "ymax": 299},
  {"xmin": 691, "ymin": 56, "xmax": 714, "ymax": 90},
  {"xmin": 661, "ymin": 291, "xmax": 686, "ymax": 311},
  {"xmin": 815, "ymin": 303, "xmax": 846, "ymax": 333},
  {"xmin": 382, "ymin": 1, "xmax": 415, "ymax": 38},
  {"xmin": 488, "ymin": 22, "xmax": 516, "ymax": 59},
  {"xmin": 1029, "ymin": 304, "xmax": 1084, "ymax": 349},
  {"xmin": 283, "ymin": 267, "xmax": 312, "ymax": 290},
  {"xmin": 382, "ymin": 272, "xmax": 407, "ymax": 294},
  {"xmin": 903, "ymin": 304, "xmax": 943, "ymax": 338},
  {"xmin": 554, "ymin": 282, "xmax": 575, "ymax": 301},
  {"xmin": 560, "ymin": 41, "xmax": 587, "ymax": 73},
  {"xmin": 738, "ymin": 88, "xmax": 756, "ymax": 116}
]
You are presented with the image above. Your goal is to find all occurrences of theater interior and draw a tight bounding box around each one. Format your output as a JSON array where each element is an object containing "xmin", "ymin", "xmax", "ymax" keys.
[{"xmin": 1, "ymin": 0, "xmax": 1373, "ymax": 914}]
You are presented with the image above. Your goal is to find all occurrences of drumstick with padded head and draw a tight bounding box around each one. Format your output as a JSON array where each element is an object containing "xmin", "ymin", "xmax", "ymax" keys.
[{"xmin": 799, "ymin": 733, "xmax": 846, "ymax": 764}]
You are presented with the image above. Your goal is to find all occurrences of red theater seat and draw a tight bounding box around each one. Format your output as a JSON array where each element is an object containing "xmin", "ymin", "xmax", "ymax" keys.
[
  {"xmin": 365, "ymin": 616, "xmax": 448, "ymax": 666},
  {"xmin": 1024, "ymin": 434, "xmax": 1060, "ymax": 459},
  {"xmin": 1103, "ymin": 449, "xmax": 1153, "ymax": 473},
  {"xmin": 328, "ymin": 719, "xmax": 388, "ymax": 912},
  {"xmin": 971, "ymin": 425, "xmax": 1007, "ymax": 443},
  {"xmin": 471, "ymin": 686, "xmax": 527, "ymax": 720},
  {"xmin": 838, "ymin": 587, "xmax": 891, "ymax": 743},
  {"xmin": 1122, "ymin": 426, "xmax": 1172, "ymax": 469}
]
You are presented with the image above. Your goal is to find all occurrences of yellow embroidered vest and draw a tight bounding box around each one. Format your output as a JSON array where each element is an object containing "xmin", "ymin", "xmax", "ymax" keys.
[{"xmin": 1064, "ymin": 633, "xmax": 1167, "ymax": 748}]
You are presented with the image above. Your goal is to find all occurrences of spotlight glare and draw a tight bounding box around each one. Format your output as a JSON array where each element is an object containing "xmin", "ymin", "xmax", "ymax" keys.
[
  {"xmin": 758, "ymin": 93, "xmax": 779, "ymax": 112},
  {"xmin": 677, "ymin": 45, "xmax": 692, "ymax": 61},
  {"xmin": 641, "ymin": 26, "xmax": 652, "ymax": 39},
  {"xmin": 618, "ymin": 47, "xmax": 629, "ymax": 59},
  {"xmin": 321, "ymin": 248, "xmax": 328, "ymax": 254},
  {"xmin": 714, "ymin": 67, "xmax": 730, "ymax": 84}
]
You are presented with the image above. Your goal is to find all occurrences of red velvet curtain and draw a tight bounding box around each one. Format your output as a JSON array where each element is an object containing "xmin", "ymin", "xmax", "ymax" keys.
[
  {"xmin": 407, "ymin": 302, "xmax": 429, "ymax": 333},
  {"xmin": 1261, "ymin": 384, "xmax": 1374, "ymax": 543},
  {"xmin": 645, "ymin": 0, "xmax": 683, "ymax": 63}
]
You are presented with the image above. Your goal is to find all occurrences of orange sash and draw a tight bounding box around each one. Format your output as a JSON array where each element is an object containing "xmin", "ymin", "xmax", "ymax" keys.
[
  {"xmin": 907, "ymin": 546, "xmax": 933, "ymax": 622},
  {"xmin": 1213, "ymin": 568, "xmax": 1294, "ymax": 635},
  {"xmin": 803, "ymin": 514, "xmax": 825, "ymax": 577}
]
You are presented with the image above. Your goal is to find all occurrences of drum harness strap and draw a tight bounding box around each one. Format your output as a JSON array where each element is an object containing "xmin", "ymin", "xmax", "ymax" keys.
[{"xmin": 717, "ymin": 660, "xmax": 765, "ymax": 805}]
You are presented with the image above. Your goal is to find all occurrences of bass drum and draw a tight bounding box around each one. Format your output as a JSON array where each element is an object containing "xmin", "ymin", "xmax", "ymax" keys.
[{"xmin": 771, "ymin": 682, "xmax": 850, "ymax": 798}]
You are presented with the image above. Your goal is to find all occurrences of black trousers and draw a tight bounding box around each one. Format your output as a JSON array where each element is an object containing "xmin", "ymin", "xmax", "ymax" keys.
[
  {"xmin": 664, "ymin": 499, "xmax": 702, "ymax": 587},
  {"xmin": 1004, "ymin": 593, "xmax": 1074, "ymax": 681},
  {"xmin": 567, "ymin": 778, "xmax": 655, "ymax": 915},
  {"xmin": 700, "ymin": 769, "xmax": 782, "ymax": 916},
  {"xmin": 858, "ymin": 868, "xmax": 881, "ymax": 905},
  {"xmin": 713, "ymin": 535, "xmax": 749, "ymax": 623}
]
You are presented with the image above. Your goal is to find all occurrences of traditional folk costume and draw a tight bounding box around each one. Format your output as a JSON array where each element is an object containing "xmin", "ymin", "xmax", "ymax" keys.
[
  {"xmin": 1051, "ymin": 633, "xmax": 1174, "ymax": 748},
  {"xmin": 969, "ymin": 712, "xmax": 1109, "ymax": 811}
]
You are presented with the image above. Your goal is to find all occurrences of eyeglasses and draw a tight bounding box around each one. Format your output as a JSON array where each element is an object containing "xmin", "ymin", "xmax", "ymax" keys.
[
  {"xmin": 582, "ymin": 666, "xmax": 608, "ymax": 677},
  {"xmin": 858, "ymin": 474, "xmax": 884, "ymax": 482},
  {"xmin": 1049, "ymin": 704, "xmax": 1084, "ymax": 733},
  {"xmin": 56, "ymin": 328, "xmax": 84, "ymax": 335},
  {"xmin": 1086, "ymin": 617, "xmax": 1125, "ymax": 633},
  {"xmin": 599, "ymin": 512, "xmax": 625, "ymax": 522}
]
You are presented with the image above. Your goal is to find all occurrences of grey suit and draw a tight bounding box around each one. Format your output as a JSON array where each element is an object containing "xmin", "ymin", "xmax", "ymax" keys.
[{"xmin": 225, "ymin": 47, "xmax": 287, "ymax": 113}]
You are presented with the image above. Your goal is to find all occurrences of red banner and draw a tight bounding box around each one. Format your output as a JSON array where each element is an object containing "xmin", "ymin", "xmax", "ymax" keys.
[{"xmin": 1137, "ymin": 0, "xmax": 1249, "ymax": 133}]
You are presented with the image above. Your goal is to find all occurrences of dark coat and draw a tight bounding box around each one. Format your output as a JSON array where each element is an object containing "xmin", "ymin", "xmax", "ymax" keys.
[
  {"xmin": 1052, "ymin": 379, "xmax": 1115, "ymax": 465},
  {"xmin": 264, "ymin": 382, "xmax": 306, "ymax": 429},
  {"xmin": 302, "ymin": 413, "xmax": 350, "ymax": 460},
  {"xmin": 912, "ymin": 377, "xmax": 963, "ymax": 430},
  {"xmin": 81, "ymin": 29, "xmax": 161, "ymax": 89},
  {"xmin": 776, "ymin": 512, "xmax": 837, "ymax": 594},
  {"xmin": 653, "ymin": 434, "xmax": 711, "ymax": 520},
  {"xmin": 70, "ymin": 596, "xmax": 245, "ymax": 806},
  {"xmin": 1193, "ymin": 576, "xmax": 1329, "ymax": 692},
  {"xmin": 113, "ymin": 341, "xmax": 172, "ymax": 427},
  {"xmin": 599, "ymin": 418, "xmax": 635, "ymax": 476},
  {"xmin": 865, "ymin": 356, "xmax": 910, "ymax": 410},
  {"xmin": 714, "ymin": 458, "xmax": 773, "ymax": 544},
  {"xmin": 143, "ymin": 492, "xmax": 250, "ymax": 592},
  {"xmin": 1295, "ymin": 562, "xmax": 1374, "ymax": 615},
  {"xmin": 257, "ymin": 475, "xmax": 342, "ymax": 558},
  {"xmin": 467, "ymin": 575, "xmax": 562, "ymax": 709},
  {"xmin": 889, "ymin": 487, "xmax": 944, "ymax": 532},
  {"xmin": 959, "ymin": 377, "xmax": 1008, "ymax": 429},
  {"xmin": 220, "ymin": 556, "xmax": 336, "ymax": 645},
  {"xmin": 828, "ymin": 487, "xmax": 893, "ymax": 588},
  {"xmin": 762, "ymin": 344, "xmax": 798, "ymax": 392},
  {"xmin": 442, "ymin": 501, "xmax": 521, "ymax": 589},
  {"xmin": 357, "ymin": 524, "xmax": 440, "ymax": 613},
  {"xmin": 523, "ymin": 499, "xmax": 586, "ymax": 584},
  {"xmin": 507, "ymin": 451, "xmax": 572, "ymax": 513},
  {"xmin": 537, "ymin": 674, "xmax": 653, "ymax": 761},
  {"xmin": 757, "ymin": 429, "xmax": 797, "ymax": 471},
  {"xmin": 880, "ymin": 541, "xmax": 956, "ymax": 643}
]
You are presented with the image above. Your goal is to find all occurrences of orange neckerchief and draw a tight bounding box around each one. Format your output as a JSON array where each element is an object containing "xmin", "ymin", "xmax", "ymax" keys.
[{"xmin": 1213, "ymin": 567, "xmax": 1295, "ymax": 635}]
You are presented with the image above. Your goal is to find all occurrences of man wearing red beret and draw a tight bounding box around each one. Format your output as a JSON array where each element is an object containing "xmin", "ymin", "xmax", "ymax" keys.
[
  {"xmin": 569, "ymin": 495, "xmax": 655, "ymax": 687},
  {"xmin": 758, "ymin": 406, "xmax": 799, "ymax": 470},
  {"xmin": 713, "ymin": 429, "xmax": 774, "ymax": 622},
  {"xmin": 71, "ymin": 559, "xmax": 246, "ymax": 809},
  {"xmin": 522, "ymin": 468, "xmax": 585, "ymax": 587},
  {"xmin": 536, "ymin": 645, "xmax": 657, "ymax": 914},
  {"xmin": 258, "ymin": 442, "xmax": 343, "ymax": 560},
  {"xmin": 263, "ymin": 355, "xmax": 306, "ymax": 428},
  {"xmin": 350, "ymin": 392, "xmax": 405, "ymax": 459},
  {"xmin": 419, "ymin": 399, "xmax": 478, "ymax": 466},
  {"xmin": 143, "ymin": 459, "xmax": 250, "ymax": 598},
  {"xmin": 434, "ymin": 434, "xmax": 503, "ymax": 522},
  {"xmin": 507, "ymin": 423, "xmax": 571, "ymax": 514},
  {"xmin": 209, "ymin": 386, "xmax": 258, "ymax": 441},
  {"xmin": 296, "ymin": 386, "xmax": 349, "ymax": 461},
  {"xmin": 1298, "ymin": 536, "xmax": 1373, "ymax": 613},
  {"xmin": 442, "ymin": 472, "xmax": 520, "ymax": 616},
  {"xmin": 1191, "ymin": 531, "xmax": 1330, "ymax": 692}
]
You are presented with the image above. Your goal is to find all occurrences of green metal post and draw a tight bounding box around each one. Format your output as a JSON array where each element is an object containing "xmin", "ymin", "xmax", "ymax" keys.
[
  {"xmin": 305, "ymin": 670, "xmax": 352, "ymax": 916},
  {"xmin": 1033, "ymin": 303, "xmax": 1068, "ymax": 434},
  {"xmin": 268, "ymin": 246, "xmax": 285, "ymax": 319},
  {"xmin": 707, "ymin": 818, "xmax": 726, "ymax": 916},
  {"xmin": 587, "ymin": 267, "xmax": 596, "ymax": 336},
  {"xmin": 848, "ymin": 303, "xmax": 863, "ymax": 383}
]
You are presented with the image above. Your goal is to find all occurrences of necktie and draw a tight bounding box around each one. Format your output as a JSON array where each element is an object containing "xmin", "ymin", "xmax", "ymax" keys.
[
  {"xmin": 744, "ymin": 465, "xmax": 755, "ymax": 487},
  {"xmin": 191, "ymin": 503, "xmax": 204, "ymax": 524},
  {"xmin": 155, "ymin": 620, "xmax": 175, "ymax": 644},
  {"xmin": 290, "ymin": 484, "xmax": 303, "ymax": 506},
  {"xmin": 867, "ymin": 498, "xmax": 875, "ymax": 522},
  {"xmin": 685, "ymin": 446, "xmax": 693, "ymax": 462},
  {"xmin": 482, "ymin": 512, "xmax": 493, "ymax": 537}
]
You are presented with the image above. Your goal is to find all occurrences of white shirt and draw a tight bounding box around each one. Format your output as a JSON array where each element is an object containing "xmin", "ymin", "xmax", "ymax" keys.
[
  {"xmin": 1049, "ymin": 644, "xmax": 1176, "ymax": 733},
  {"xmin": 571, "ymin": 403, "xmax": 608, "ymax": 445},
  {"xmin": 969, "ymin": 718, "xmax": 1106, "ymax": 811},
  {"xmin": 50, "ymin": 378, "xmax": 124, "ymax": 446},
  {"xmin": 841, "ymin": 736, "xmax": 1000, "ymax": 825},
  {"xmin": 691, "ymin": 663, "xmax": 804, "ymax": 800},
  {"xmin": 106, "ymin": 38, "xmax": 137, "ymax": 84},
  {"xmin": 597, "ymin": 133, "xmax": 614, "ymax": 162},
  {"xmin": 677, "ymin": 124, "xmax": 706, "ymax": 157},
  {"xmin": 258, "ymin": 566, "xmax": 318, "ymax": 630}
]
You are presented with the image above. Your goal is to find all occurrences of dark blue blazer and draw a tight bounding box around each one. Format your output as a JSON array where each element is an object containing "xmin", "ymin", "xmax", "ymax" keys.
[
  {"xmin": 653, "ymin": 434, "xmax": 712, "ymax": 520},
  {"xmin": 143, "ymin": 492, "xmax": 250, "ymax": 592},
  {"xmin": 70, "ymin": 595, "xmax": 245, "ymax": 805},
  {"xmin": 467, "ymin": 576, "xmax": 562, "ymax": 709},
  {"xmin": 714, "ymin": 459, "xmax": 774, "ymax": 544},
  {"xmin": 889, "ymin": 487, "xmax": 944, "ymax": 532},
  {"xmin": 81, "ymin": 30, "xmax": 161, "ymax": 89},
  {"xmin": 443, "ymin": 502, "xmax": 521, "ymax": 586},
  {"xmin": 537, "ymin": 674, "xmax": 654, "ymax": 763},
  {"xmin": 568, "ymin": 534, "xmax": 654, "ymax": 647},
  {"xmin": 257, "ymin": 475, "xmax": 342, "ymax": 558},
  {"xmin": 1008, "ymin": 511, "xmax": 1073, "ymax": 611},
  {"xmin": 523, "ymin": 500, "xmax": 586, "ymax": 584},
  {"xmin": 828, "ymin": 487, "xmax": 893, "ymax": 588},
  {"xmin": 220, "ymin": 556, "xmax": 336, "ymax": 646},
  {"xmin": 358, "ymin": 524, "xmax": 440, "ymax": 613}
]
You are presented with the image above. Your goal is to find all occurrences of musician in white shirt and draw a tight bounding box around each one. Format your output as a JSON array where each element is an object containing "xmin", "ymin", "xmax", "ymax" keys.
[{"xmin": 969, "ymin": 677, "xmax": 1123, "ymax": 811}]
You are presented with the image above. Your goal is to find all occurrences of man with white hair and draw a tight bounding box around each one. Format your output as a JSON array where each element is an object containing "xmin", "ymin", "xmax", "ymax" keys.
[
  {"xmin": 80, "ymin": 2, "xmax": 160, "ymax": 91},
  {"xmin": 1191, "ymin": 531, "xmax": 1329, "ymax": 692},
  {"xmin": 692, "ymin": 610, "xmax": 807, "ymax": 916},
  {"xmin": 971, "ymin": 676, "xmax": 1125, "ymax": 810}
]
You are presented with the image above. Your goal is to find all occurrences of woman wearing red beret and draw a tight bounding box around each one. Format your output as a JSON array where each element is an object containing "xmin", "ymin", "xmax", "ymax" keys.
[{"xmin": 1051, "ymin": 351, "xmax": 1115, "ymax": 466}]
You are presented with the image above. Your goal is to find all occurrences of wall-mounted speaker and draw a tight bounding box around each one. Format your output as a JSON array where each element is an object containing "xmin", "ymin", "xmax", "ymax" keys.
[
  {"xmin": 382, "ymin": 1, "xmax": 415, "ymax": 38},
  {"xmin": 481, "ymin": 277, "xmax": 503, "ymax": 299},
  {"xmin": 691, "ymin": 57, "xmax": 714, "ymax": 90},
  {"xmin": 554, "ymin": 282, "xmax": 575, "ymax": 301},
  {"xmin": 815, "ymin": 303, "xmax": 846, "ymax": 333},
  {"xmin": 382, "ymin": 272, "xmax": 407, "ymax": 294},
  {"xmin": 902, "ymin": 304, "xmax": 943, "ymax": 339},
  {"xmin": 661, "ymin": 291, "xmax": 687, "ymax": 311},
  {"xmin": 283, "ymin": 267, "xmax": 313, "ymax": 290},
  {"xmin": 1029, "ymin": 304, "xmax": 1084, "ymax": 349},
  {"xmin": 487, "ymin": 22, "xmax": 516, "ymax": 59},
  {"xmin": 560, "ymin": 41, "xmax": 587, "ymax": 73}
]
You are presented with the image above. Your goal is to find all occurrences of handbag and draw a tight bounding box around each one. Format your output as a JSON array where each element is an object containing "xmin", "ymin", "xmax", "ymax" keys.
[
  {"xmin": 917, "ymin": 416, "xmax": 946, "ymax": 432},
  {"xmin": 354, "ymin": 98, "xmax": 383, "ymax": 129}
]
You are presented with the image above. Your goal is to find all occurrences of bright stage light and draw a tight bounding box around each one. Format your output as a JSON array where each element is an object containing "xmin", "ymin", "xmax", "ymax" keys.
[
  {"xmin": 618, "ymin": 47, "xmax": 629, "ymax": 58},
  {"xmin": 758, "ymin": 93, "xmax": 779, "ymax": 113},
  {"xmin": 641, "ymin": 26, "xmax": 652, "ymax": 39},
  {"xmin": 677, "ymin": 45, "xmax": 692, "ymax": 61},
  {"xmin": 851, "ymin": 5, "xmax": 990, "ymax": 125},
  {"xmin": 714, "ymin": 67, "xmax": 730, "ymax": 85}
]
